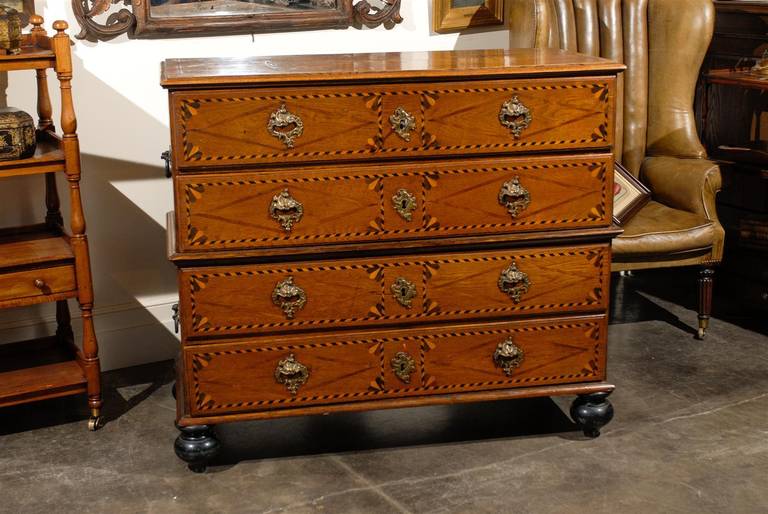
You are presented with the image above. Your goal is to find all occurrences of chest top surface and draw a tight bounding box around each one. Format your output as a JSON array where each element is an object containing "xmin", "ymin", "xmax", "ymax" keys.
[{"xmin": 161, "ymin": 48, "xmax": 624, "ymax": 89}]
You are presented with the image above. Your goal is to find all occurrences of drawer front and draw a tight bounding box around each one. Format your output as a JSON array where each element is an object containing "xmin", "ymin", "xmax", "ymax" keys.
[
  {"xmin": 0, "ymin": 265, "xmax": 76, "ymax": 303},
  {"xmin": 170, "ymin": 76, "xmax": 615, "ymax": 169},
  {"xmin": 175, "ymin": 154, "xmax": 612, "ymax": 252},
  {"xmin": 185, "ymin": 315, "xmax": 607, "ymax": 415},
  {"xmin": 179, "ymin": 244, "xmax": 610, "ymax": 339}
]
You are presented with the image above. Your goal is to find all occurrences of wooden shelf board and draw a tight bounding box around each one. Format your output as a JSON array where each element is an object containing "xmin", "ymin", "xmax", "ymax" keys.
[
  {"xmin": 0, "ymin": 42, "xmax": 55, "ymax": 72},
  {"xmin": 706, "ymin": 68, "xmax": 768, "ymax": 90},
  {"xmin": 0, "ymin": 290, "xmax": 77, "ymax": 311},
  {"xmin": 0, "ymin": 226, "xmax": 73, "ymax": 270},
  {"xmin": 0, "ymin": 132, "xmax": 65, "ymax": 178},
  {"xmin": 0, "ymin": 337, "xmax": 86, "ymax": 409}
]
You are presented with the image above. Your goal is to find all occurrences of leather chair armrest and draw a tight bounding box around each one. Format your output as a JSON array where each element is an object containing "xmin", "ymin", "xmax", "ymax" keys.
[{"xmin": 640, "ymin": 156, "xmax": 722, "ymax": 221}]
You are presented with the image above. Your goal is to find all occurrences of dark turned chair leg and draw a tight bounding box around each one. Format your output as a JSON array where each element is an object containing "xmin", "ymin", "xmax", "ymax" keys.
[
  {"xmin": 174, "ymin": 425, "xmax": 220, "ymax": 473},
  {"xmin": 570, "ymin": 391, "xmax": 614, "ymax": 438},
  {"xmin": 697, "ymin": 267, "xmax": 715, "ymax": 340}
]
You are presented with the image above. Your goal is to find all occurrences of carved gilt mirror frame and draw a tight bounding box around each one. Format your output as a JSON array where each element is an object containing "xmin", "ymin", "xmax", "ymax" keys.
[{"xmin": 73, "ymin": 0, "xmax": 402, "ymax": 42}]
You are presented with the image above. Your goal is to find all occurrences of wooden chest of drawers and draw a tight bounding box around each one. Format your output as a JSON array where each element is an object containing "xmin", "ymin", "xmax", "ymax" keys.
[{"xmin": 162, "ymin": 49, "xmax": 624, "ymax": 472}]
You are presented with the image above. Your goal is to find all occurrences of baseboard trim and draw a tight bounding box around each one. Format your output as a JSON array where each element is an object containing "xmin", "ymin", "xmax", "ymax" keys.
[{"xmin": 0, "ymin": 297, "xmax": 180, "ymax": 371}]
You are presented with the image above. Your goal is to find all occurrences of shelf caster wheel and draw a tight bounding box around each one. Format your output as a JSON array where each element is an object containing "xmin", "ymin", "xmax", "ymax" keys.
[
  {"xmin": 570, "ymin": 391, "xmax": 614, "ymax": 438},
  {"xmin": 88, "ymin": 416, "xmax": 104, "ymax": 431},
  {"xmin": 175, "ymin": 424, "xmax": 220, "ymax": 473}
]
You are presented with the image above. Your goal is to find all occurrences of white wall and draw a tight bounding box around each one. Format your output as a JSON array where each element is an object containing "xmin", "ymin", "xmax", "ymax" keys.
[{"xmin": 0, "ymin": 1, "xmax": 509, "ymax": 370}]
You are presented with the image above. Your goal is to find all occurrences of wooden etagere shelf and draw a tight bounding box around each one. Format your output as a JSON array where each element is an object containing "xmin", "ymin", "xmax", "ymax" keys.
[{"xmin": 0, "ymin": 16, "xmax": 102, "ymax": 430}]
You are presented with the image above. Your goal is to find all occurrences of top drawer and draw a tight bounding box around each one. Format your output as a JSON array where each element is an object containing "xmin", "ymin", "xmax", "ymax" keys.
[{"xmin": 170, "ymin": 76, "xmax": 616, "ymax": 170}]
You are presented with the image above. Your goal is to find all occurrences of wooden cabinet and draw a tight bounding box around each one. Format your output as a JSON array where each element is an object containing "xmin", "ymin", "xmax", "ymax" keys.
[
  {"xmin": 0, "ymin": 18, "xmax": 102, "ymax": 429},
  {"xmin": 698, "ymin": 1, "xmax": 768, "ymax": 311},
  {"xmin": 162, "ymin": 49, "xmax": 624, "ymax": 471}
]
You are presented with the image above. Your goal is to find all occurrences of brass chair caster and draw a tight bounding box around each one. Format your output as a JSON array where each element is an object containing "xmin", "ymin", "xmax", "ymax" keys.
[
  {"xmin": 88, "ymin": 416, "xmax": 104, "ymax": 431},
  {"xmin": 696, "ymin": 327, "xmax": 706, "ymax": 340}
]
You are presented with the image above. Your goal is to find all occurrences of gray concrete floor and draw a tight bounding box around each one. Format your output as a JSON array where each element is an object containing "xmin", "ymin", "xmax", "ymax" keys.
[{"xmin": 1, "ymin": 270, "xmax": 766, "ymax": 514}]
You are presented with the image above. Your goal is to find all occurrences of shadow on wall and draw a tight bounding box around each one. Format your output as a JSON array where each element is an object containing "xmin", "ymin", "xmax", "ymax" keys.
[{"xmin": 0, "ymin": 42, "xmax": 179, "ymax": 370}]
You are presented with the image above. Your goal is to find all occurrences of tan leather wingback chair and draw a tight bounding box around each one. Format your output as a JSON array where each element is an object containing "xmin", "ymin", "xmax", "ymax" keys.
[{"xmin": 508, "ymin": 0, "xmax": 725, "ymax": 338}]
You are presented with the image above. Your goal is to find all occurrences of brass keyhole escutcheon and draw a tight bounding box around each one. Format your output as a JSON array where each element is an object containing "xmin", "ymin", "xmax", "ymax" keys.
[
  {"xmin": 499, "ymin": 96, "xmax": 532, "ymax": 138},
  {"xmin": 272, "ymin": 276, "xmax": 307, "ymax": 319},
  {"xmin": 498, "ymin": 262, "xmax": 531, "ymax": 303},
  {"xmin": 389, "ymin": 107, "xmax": 416, "ymax": 142},
  {"xmin": 391, "ymin": 351, "xmax": 416, "ymax": 384},
  {"xmin": 498, "ymin": 176, "xmax": 531, "ymax": 218},
  {"xmin": 267, "ymin": 104, "xmax": 304, "ymax": 148},
  {"xmin": 391, "ymin": 277, "xmax": 417, "ymax": 308},
  {"xmin": 392, "ymin": 189, "xmax": 417, "ymax": 221},
  {"xmin": 275, "ymin": 353, "xmax": 310, "ymax": 394},
  {"xmin": 493, "ymin": 338, "xmax": 524, "ymax": 376}
]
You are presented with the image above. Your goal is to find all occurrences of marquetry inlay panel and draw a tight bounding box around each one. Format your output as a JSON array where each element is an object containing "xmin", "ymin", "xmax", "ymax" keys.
[
  {"xmin": 178, "ymin": 245, "xmax": 610, "ymax": 338},
  {"xmin": 186, "ymin": 317, "xmax": 606, "ymax": 414},
  {"xmin": 171, "ymin": 77, "xmax": 614, "ymax": 169},
  {"xmin": 175, "ymin": 155, "xmax": 613, "ymax": 252}
]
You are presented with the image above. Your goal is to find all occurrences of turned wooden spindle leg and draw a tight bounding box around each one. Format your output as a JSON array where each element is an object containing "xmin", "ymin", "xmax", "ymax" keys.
[
  {"xmin": 55, "ymin": 300, "xmax": 73, "ymax": 343},
  {"xmin": 697, "ymin": 267, "xmax": 715, "ymax": 340},
  {"xmin": 44, "ymin": 172, "xmax": 63, "ymax": 229},
  {"xmin": 35, "ymin": 68, "xmax": 54, "ymax": 133},
  {"xmin": 52, "ymin": 21, "xmax": 103, "ymax": 430}
]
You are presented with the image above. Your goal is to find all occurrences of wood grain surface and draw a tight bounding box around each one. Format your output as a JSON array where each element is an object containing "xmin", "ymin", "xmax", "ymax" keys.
[
  {"xmin": 175, "ymin": 153, "xmax": 613, "ymax": 252},
  {"xmin": 170, "ymin": 76, "xmax": 615, "ymax": 168},
  {"xmin": 185, "ymin": 315, "xmax": 607, "ymax": 416},
  {"xmin": 178, "ymin": 244, "xmax": 610, "ymax": 339}
]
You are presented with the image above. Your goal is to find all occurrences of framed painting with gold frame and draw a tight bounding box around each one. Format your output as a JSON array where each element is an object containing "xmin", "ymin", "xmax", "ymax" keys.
[
  {"xmin": 613, "ymin": 162, "xmax": 651, "ymax": 225},
  {"xmin": 433, "ymin": 0, "xmax": 505, "ymax": 33}
]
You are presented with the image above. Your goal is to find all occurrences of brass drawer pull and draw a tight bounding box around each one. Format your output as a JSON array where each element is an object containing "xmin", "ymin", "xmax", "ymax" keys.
[
  {"xmin": 268, "ymin": 104, "xmax": 304, "ymax": 148},
  {"xmin": 391, "ymin": 351, "xmax": 416, "ymax": 384},
  {"xmin": 275, "ymin": 353, "xmax": 309, "ymax": 394},
  {"xmin": 499, "ymin": 96, "xmax": 531, "ymax": 138},
  {"xmin": 498, "ymin": 262, "xmax": 530, "ymax": 303},
  {"xmin": 389, "ymin": 106, "xmax": 416, "ymax": 142},
  {"xmin": 392, "ymin": 188, "xmax": 417, "ymax": 221},
  {"xmin": 272, "ymin": 276, "xmax": 307, "ymax": 319},
  {"xmin": 493, "ymin": 338, "xmax": 524, "ymax": 376},
  {"xmin": 391, "ymin": 276, "xmax": 417, "ymax": 308},
  {"xmin": 269, "ymin": 189, "xmax": 304, "ymax": 232},
  {"xmin": 498, "ymin": 176, "xmax": 531, "ymax": 218},
  {"xmin": 33, "ymin": 279, "xmax": 46, "ymax": 290}
]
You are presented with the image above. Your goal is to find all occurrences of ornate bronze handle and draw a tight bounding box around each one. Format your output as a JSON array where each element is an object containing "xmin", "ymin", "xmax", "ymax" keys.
[
  {"xmin": 391, "ymin": 277, "xmax": 417, "ymax": 308},
  {"xmin": 269, "ymin": 189, "xmax": 304, "ymax": 232},
  {"xmin": 275, "ymin": 354, "xmax": 309, "ymax": 394},
  {"xmin": 272, "ymin": 276, "xmax": 307, "ymax": 319},
  {"xmin": 389, "ymin": 106, "xmax": 416, "ymax": 142},
  {"xmin": 392, "ymin": 188, "xmax": 417, "ymax": 221},
  {"xmin": 499, "ymin": 96, "xmax": 532, "ymax": 138},
  {"xmin": 493, "ymin": 338, "xmax": 524, "ymax": 376},
  {"xmin": 498, "ymin": 262, "xmax": 530, "ymax": 303},
  {"xmin": 391, "ymin": 351, "xmax": 416, "ymax": 384},
  {"xmin": 498, "ymin": 176, "xmax": 531, "ymax": 218},
  {"xmin": 268, "ymin": 104, "xmax": 304, "ymax": 148}
]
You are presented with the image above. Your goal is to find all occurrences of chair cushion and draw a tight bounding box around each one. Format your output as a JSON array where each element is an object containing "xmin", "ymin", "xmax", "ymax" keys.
[{"xmin": 613, "ymin": 201, "xmax": 715, "ymax": 256}]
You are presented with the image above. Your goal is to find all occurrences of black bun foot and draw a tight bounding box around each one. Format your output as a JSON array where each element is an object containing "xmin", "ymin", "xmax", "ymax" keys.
[
  {"xmin": 174, "ymin": 424, "xmax": 220, "ymax": 472},
  {"xmin": 570, "ymin": 391, "xmax": 614, "ymax": 438}
]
